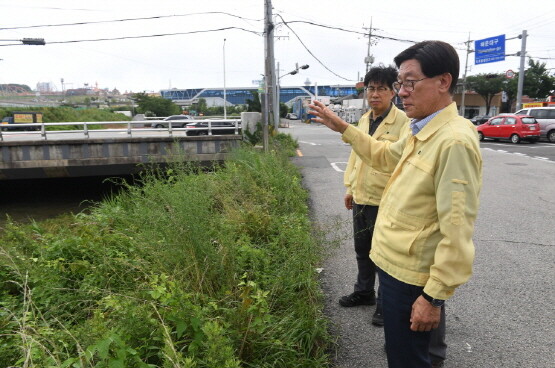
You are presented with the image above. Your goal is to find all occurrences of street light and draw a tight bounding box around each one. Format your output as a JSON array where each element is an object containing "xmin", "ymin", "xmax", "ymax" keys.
[
  {"xmin": 275, "ymin": 63, "xmax": 309, "ymax": 128},
  {"xmin": 279, "ymin": 63, "xmax": 309, "ymax": 80}
]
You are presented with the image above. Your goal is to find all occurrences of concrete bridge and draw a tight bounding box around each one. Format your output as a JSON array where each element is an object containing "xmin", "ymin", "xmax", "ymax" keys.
[{"xmin": 0, "ymin": 121, "xmax": 244, "ymax": 180}]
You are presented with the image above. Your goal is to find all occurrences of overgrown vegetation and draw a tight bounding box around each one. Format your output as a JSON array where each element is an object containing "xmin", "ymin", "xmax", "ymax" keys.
[{"xmin": 0, "ymin": 137, "xmax": 331, "ymax": 367}]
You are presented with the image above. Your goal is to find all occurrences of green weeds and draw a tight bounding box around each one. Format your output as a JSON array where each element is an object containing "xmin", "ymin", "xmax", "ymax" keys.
[{"xmin": 0, "ymin": 139, "xmax": 330, "ymax": 367}]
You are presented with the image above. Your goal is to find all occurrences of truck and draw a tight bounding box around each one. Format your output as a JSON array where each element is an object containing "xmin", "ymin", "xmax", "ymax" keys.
[{"xmin": 1, "ymin": 111, "xmax": 43, "ymax": 131}]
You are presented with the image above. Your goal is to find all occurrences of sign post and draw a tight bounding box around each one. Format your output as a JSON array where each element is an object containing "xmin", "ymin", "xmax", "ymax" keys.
[{"xmin": 475, "ymin": 35, "xmax": 505, "ymax": 65}]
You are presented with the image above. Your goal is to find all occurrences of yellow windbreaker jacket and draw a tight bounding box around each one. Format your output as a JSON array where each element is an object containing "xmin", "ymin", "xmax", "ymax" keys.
[
  {"xmin": 344, "ymin": 105, "xmax": 410, "ymax": 205},
  {"xmin": 342, "ymin": 102, "xmax": 482, "ymax": 300}
]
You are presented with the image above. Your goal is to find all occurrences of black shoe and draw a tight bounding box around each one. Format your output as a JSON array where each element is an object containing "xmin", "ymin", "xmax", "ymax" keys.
[
  {"xmin": 338, "ymin": 292, "xmax": 375, "ymax": 307},
  {"xmin": 372, "ymin": 306, "xmax": 384, "ymax": 326},
  {"xmin": 431, "ymin": 359, "xmax": 445, "ymax": 368}
]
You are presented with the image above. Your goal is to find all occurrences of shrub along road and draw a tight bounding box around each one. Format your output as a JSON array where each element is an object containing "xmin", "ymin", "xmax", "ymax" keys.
[{"xmin": 289, "ymin": 120, "xmax": 554, "ymax": 368}]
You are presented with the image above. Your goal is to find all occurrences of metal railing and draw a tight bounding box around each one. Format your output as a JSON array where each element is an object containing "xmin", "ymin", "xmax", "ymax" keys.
[{"xmin": 0, "ymin": 119, "xmax": 242, "ymax": 141}]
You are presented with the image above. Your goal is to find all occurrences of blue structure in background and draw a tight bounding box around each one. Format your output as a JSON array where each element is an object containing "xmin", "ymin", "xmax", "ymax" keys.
[{"xmin": 161, "ymin": 85, "xmax": 359, "ymax": 106}]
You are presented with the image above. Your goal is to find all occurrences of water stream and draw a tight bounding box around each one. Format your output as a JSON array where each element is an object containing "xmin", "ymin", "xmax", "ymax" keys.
[{"xmin": 0, "ymin": 176, "xmax": 132, "ymax": 228}]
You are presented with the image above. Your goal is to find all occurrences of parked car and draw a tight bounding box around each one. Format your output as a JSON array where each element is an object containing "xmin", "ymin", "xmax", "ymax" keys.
[
  {"xmin": 151, "ymin": 115, "xmax": 194, "ymax": 128},
  {"xmin": 185, "ymin": 121, "xmax": 241, "ymax": 136},
  {"xmin": 285, "ymin": 113, "xmax": 299, "ymax": 120},
  {"xmin": 470, "ymin": 115, "xmax": 491, "ymax": 125},
  {"xmin": 476, "ymin": 114, "xmax": 540, "ymax": 144},
  {"xmin": 514, "ymin": 106, "xmax": 555, "ymax": 142}
]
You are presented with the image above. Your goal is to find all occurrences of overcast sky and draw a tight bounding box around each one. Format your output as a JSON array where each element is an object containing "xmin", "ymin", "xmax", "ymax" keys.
[{"xmin": 0, "ymin": 0, "xmax": 553, "ymax": 94}]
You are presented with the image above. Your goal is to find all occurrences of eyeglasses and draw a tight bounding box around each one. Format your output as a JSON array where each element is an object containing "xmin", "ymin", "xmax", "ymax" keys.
[
  {"xmin": 364, "ymin": 86, "xmax": 390, "ymax": 93},
  {"xmin": 392, "ymin": 77, "xmax": 429, "ymax": 93}
]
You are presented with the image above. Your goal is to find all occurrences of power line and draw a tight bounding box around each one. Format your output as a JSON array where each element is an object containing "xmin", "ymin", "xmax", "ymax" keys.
[
  {"xmin": 0, "ymin": 26, "xmax": 261, "ymax": 47},
  {"xmin": 275, "ymin": 14, "xmax": 355, "ymax": 82},
  {"xmin": 279, "ymin": 20, "xmax": 420, "ymax": 44},
  {"xmin": 0, "ymin": 11, "xmax": 262, "ymax": 31}
]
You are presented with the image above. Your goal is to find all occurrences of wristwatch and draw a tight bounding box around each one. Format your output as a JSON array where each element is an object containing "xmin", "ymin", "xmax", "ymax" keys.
[{"xmin": 422, "ymin": 292, "xmax": 445, "ymax": 308}]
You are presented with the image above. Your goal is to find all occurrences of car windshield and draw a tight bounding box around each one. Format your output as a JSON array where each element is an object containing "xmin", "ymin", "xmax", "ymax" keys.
[{"xmin": 521, "ymin": 117, "xmax": 537, "ymax": 124}]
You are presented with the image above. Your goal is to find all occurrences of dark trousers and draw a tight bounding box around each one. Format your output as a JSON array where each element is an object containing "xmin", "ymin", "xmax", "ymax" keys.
[
  {"xmin": 352, "ymin": 203, "xmax": 378, "ymax": 295},
  {"xmin": 378, "ymin": 269, "xmax": 446, "ymax": 368}
]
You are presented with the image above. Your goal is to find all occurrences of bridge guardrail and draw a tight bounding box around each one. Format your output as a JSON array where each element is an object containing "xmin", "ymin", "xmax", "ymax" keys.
[{"xmin": 0, "ymin": 119, "xmax": 242, "ymax": 142}]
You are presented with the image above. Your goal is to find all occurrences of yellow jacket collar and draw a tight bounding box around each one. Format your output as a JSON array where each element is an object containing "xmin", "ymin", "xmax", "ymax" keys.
[{"xmin": 414, "ymin": 102, "xmax": 459, "ymax": 141}]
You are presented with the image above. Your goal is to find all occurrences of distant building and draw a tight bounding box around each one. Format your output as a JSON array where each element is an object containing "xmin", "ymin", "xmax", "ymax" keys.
[{"xmin": 36, "ymin": 82, "xmax": 54, "ymax": 93}]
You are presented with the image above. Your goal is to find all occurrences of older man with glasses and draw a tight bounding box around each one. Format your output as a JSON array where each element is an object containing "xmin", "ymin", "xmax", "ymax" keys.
[{"xmin": 310, "ymin": 41, "xmax": 482, "ymax": 368}]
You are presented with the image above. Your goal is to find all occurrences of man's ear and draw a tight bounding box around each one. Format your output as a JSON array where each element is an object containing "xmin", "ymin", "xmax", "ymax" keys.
[{"xmin": 438, "ymin": 73, "xmax": 452, "ymax": 93}]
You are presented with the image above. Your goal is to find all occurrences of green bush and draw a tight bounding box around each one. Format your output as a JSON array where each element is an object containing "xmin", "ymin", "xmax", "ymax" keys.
[{"xmin": 0, "ymin": 143, "xmax": 329, "ymax": 367}]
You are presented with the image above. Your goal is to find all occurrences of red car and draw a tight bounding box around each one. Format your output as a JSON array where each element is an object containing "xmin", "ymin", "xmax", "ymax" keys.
[{"xmin": 476, "ymin": 114, "xmax": 540, "ymax": 144}]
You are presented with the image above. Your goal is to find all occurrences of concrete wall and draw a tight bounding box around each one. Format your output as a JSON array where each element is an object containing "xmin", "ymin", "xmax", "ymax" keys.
[
  {"xmin": 0, "ymin": 135, "xmax": 242, "ymax": 180},
  {"xmin": 240, "ymin": 112, "xmax": 262, "ymax": 134}
]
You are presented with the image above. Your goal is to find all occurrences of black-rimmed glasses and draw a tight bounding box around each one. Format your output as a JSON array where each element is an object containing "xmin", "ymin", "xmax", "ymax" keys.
[
  {"xmin": 364, "ymin": 86, "xmax": 390, "ymax": 93},
  {"xmin": 392, "ymin": 77, "xmax": 429, "ymax": 93}
]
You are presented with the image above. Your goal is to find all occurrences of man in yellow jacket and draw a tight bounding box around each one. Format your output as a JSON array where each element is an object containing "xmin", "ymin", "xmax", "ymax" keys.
[
  {"xmin": 340, "ymin": 66, "xmax": 408, "ymax": 325},
  {"xmin": 310, "ymin": 41, "xmax": 482, "ymax": 368}
]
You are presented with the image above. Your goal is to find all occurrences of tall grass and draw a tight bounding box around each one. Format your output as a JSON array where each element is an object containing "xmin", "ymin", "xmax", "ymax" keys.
[{"xmin": 0, "ymin": 136, "xmax": 330, "ymax": 367}]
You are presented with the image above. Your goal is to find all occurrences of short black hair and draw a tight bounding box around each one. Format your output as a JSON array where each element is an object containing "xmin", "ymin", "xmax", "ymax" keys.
[
  {"xmin": 363, "ymin": 65, "xmax": 398, "ymax": 89},
  {"xmin": 393, "ymin": 40, "xmax": 460, "ymax": 94}
]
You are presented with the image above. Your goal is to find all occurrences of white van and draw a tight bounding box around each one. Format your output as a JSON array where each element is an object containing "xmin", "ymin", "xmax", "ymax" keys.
[{"xmin": 514, "ymin": 106, "xmax": 555, "ymax": 142}]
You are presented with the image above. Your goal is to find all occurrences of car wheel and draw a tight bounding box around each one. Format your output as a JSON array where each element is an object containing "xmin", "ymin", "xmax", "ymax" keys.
[
  {"xmin": 548, "ymin": 130, "xmax": 555, "ymax": 143},
  {"xmin": 510, "ymin": 134, "xmax": 520, "ymax": 144},
  {"xmin": 198, "ymin": 131, "xmax": 208, "ymax": 136},
  {"xmin": 478, "ymin": 132, "xmax": 484, "ymax": 141},
  {"xmin": 153, "ymin": 124, "xmax": 162, "ymax": 128}
]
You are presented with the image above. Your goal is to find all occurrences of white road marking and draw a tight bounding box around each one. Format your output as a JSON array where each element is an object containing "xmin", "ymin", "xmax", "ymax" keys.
[
  {"xmin": 482, "ymin": 147, "xmax": 555, "ymax": 164},
  {"xmin": 331, "ymin": 162, "xmax": 348, "ymax": 172},
  {"xmin": 465, "ymin": 342, "xmax": 472, "ymax": 353},
  {"xmin": 298, "ymin": 140, "xmax": 321, "ymax": 146}
]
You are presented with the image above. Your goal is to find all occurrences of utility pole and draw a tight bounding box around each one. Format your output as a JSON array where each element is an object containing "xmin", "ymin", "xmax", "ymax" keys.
[
  {"xmin": 364, "ymin": 18, "xmax": 374, "ymax": 74},
  {"xmin": 263, "ymin": 0, "xmax": 275, "ymax": 152},
  {"xmin": 460, "ymin": 33, "xmax": 473, "ymax": 117},
  {"xmin": 223, "ymin": 38, "xmax": 227, "ymax": 119},
  {"xmin": 516, "ymin": 30, "xmax": 528, "ymax": 111},
  {"xmin": 362, "ymin": 19, "xmax": 374, "ymax": 112}
]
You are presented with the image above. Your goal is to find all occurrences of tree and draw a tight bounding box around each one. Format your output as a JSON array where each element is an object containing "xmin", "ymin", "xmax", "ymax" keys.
[
  {"xmin": 199, "ymin": 98, "xmax": 209, "ymax": 115},
  {"xmin": 246, "ymin": 91, "xmax": 262, "ymax": 112},
  {"xmin": 503, "ymin": 59, "xmax": 555, "ymax": 111},
  {"xmin": 131, "ymin": 92, "xmax": 181, "ymax": 116},
  {"xmin": 279, "ymin": 102, "xmax": 288, "ymax": 118},
  {"xmin": 519, "ymin": 59, "xmax": 554, "ymax": 99},
  {"xmin": 499, "ymin": 77, "xmax": 518, "ymax": 113},
  {"xmin": 466, "ymin": 74, "xmax": 505, "ymax": 115}
]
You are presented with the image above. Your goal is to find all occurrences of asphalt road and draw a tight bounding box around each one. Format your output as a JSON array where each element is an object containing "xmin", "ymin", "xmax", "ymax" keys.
[{"xmin": 287, "ymin": 120, "xmax": 555, "ymax": 368}]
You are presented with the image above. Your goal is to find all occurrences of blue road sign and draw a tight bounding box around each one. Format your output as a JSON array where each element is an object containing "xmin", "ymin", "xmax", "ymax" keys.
[{"xmin": 475, "ymin": 34, "xmax": 505, "ymax": 65}]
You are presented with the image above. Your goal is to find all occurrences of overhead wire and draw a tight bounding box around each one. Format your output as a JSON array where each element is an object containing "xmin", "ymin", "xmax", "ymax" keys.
[
  {"xmin": 1, "ymin": 9, "xmax": 552, "ymax": 76},
  {"xmin": 0, "ymin": 26, "xmax": 261, "ymax": 47},
  {"xmin": 275, "ymin": 15, "xmax": 357, "ymax": 82},
  {"xmin": 0, "ymin": 11, "xmax": 262, "ymax": 30}
]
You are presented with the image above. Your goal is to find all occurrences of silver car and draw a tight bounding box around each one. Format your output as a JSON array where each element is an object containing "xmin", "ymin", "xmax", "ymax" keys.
[
  {"xmin": 515, "ymin": 107, "xmax": 555, "ymax": 142},
  {"xmin": 151, "ymin": 115, "xmax": 194, "ymax": 128}
]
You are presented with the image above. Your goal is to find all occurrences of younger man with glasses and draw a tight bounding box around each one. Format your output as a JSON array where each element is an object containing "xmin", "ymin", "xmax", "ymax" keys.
[
  {"xmin": 339, "ymin": 66, "xmax": 408, "ymax": 328},
  {"xmin": 310, "ymin": 41, "xmax": 482, "ymax": 368}
]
